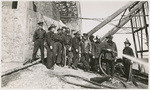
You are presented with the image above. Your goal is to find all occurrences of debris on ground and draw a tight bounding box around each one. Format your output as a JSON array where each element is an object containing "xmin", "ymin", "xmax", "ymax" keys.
[{"xmin": 1, "ymin": 63, "xmax": 148, "ymax": 89}]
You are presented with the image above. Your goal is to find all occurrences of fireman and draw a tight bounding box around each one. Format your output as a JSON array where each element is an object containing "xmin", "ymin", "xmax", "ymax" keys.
[
  {"xmin": 102, "ymin": 35, "xmax": 118, "ymax": 77},
  {"xmin": 72, "ymin": 31, "xmax": 80, "ymax": 70},
  {"xmin": 61, "ymin": 26, "xmax": 67, "ymax": 67},
  {"xmin": 94, "ymin": 36, "xmax": 102, "ymax": 73},
  {"xmin": 45, "ymin": 24, "xmax": 56, "ymax": 69},
  {"xmin": 123, "ymin": 38, "xmax": 134, "ymax": 82},
  {"xmin": 53, "ymin": 28, "xmax": 63, "ymax": 66},
  {"xmin": 64, "ymin": 29, "xmax": 73, "ymax": 68},
  {"xmin": 80, "ymin": 33, "xmax": 92, "ymax": 71},
  {"xmin": 32, "ymin": 22, "xmax": 46, "ymax": 64}
]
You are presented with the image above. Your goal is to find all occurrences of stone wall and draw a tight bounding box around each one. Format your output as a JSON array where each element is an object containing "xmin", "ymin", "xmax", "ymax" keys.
[
  {"xmin": 63, "ymin": 1, "xmax": 82, "ymax": 34},
  {"xmin": 26, "ymin": 1, "xmax": 63, "ymax": 61},
  {"xmin": 2, "ymin": 1, "xmax": 81, "ymax": 63},
  {"xmin": 2, "ymin": 1, "xmax": 61, "ymax": 62},
  {"xmin": 2, "ymin": 1, "xmax": 28, "ymax": 62}
]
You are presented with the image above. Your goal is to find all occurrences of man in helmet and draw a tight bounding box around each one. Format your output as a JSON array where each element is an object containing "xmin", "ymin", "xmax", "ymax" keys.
[
  {"xmin": 89, "ymin": 35, "xmax": 96, "ymax": 72},
  {"xmin": 102, "ymin": 35, "xmax": 118, "ymax": 77},
  {"xmin": 63, "ymin": 29, "xmax": 73, "ymax": 68},
  {"xmin": 93, "ymin": 36, "xmax": 102, "ymax": 73},
  {"xmin": 61, "ymin": 26, "xmax": 67, "ymax": 67},
  {"xmin": 80, "ymin": 33, "xmax": 92, "ymax": 71},
  {"xmin": 123, "ymin": 38, "xmax": 134, "ymax": 82}
]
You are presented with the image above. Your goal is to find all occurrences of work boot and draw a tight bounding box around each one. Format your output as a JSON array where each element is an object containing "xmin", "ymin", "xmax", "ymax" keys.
[
  {"xmin": 30, "ymin": 59, "xmax": 34, "ymax": 63},
  {"xmin": 68, "ymin": 66, "xmax": 72, "ymax": 68},
  {"xmin": 41, "ymin": 60, "xmax": 44, "ymax": 64},
  {"xmin": 56, "ymin": 63, "xmax": 61, "ymax": 67},
  {"xmin": 72, "ymin": 65, "xmax": 78, "ymax": 70},
  {"xmin": 61, "ymin": 65, "xmax": 64, "ymax": 67},
  {"xmin": 50, "ymin": 66, "xmax": 54, "ymax": 70}
]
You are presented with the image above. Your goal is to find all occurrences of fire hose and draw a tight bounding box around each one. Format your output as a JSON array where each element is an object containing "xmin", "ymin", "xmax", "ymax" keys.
[
  {"xmin": 99, "ymin": 49, "xmax": 148, "ymax": 76},
  {"xmin": 98, "ymin": 49, "xmax": 148, "ymax": 87},
  {"xmin": 56, "ymin": 74, "xmax": 117, "ymax": 89}
]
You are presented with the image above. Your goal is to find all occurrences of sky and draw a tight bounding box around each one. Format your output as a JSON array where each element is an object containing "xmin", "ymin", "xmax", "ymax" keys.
[
  {"xmin": 79, "ymin": 1, "xmax": 149, "ymax": 58},
  {"xmin": 80, "ymin": 1, "xmax": 129, "ymax": 34}
]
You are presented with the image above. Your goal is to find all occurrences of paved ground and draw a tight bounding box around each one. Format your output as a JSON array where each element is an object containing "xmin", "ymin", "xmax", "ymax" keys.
[{"xmin": 1, "ymin": 62, "xmax": 148, "ymax": 89}]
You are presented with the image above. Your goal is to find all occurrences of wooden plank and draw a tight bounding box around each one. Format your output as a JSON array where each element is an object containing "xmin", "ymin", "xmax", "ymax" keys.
[
  {"xmin": 100, "ymin": 1, "xmax": 146, "ymax": 41},
  {"xmin": 87, "ymin": 1, "xmax": 138, "ymax": 36}
]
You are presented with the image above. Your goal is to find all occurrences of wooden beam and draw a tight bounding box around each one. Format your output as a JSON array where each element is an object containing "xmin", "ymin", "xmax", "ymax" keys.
[
  {"xmin": 100, "ymin": 2, "xmax": 146, "ymax": 41},
  {"xmin": 137, "ymin": 50, "xmax": 149, "ymax": 53},
  {"xmin": 87, "ymin": 1, "xmax": 138, "ymax": 36}
]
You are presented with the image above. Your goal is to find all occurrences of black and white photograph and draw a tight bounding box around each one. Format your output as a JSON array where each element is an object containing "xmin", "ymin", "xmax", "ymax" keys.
[{"xmin": 1, "ymin": 0, "xmax": 149, "ymax": 89}]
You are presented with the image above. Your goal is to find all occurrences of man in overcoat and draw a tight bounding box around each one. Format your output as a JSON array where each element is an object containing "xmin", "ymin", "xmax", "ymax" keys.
[
  {"xmin": 45, "ymin": 24, "xmax": 56, "ymax": 69},
  {"xmin": 71, "ymin": 31, "xmax": 80, "ymax": 70},
  {"xmin": 102, "ymin": 35, "xmax": 118, "ymax": 77}
]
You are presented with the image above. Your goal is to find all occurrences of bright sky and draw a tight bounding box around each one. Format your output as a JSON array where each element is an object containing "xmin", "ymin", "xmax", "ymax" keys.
[
  {"xmin": 79, "ymin": 1, "xmax": 148, "ymax": 58},
  {"xmin": 80, "ymin": 1, "xmax": 129, "ymax": 34}
]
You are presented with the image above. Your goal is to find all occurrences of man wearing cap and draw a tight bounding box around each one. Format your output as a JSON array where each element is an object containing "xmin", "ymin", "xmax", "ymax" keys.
[
  {"xmin": 32, "ymin": 22, "xmax": 46, "ymax": 64},
  {"xmin": 71, "ymin": 31, "xmax": 80, "ymax": 70},
  {"xmin": 123, "ymin": 38, "xmax": 134, "ymax": 82},
  {"xmin": 89, "ymin": 35, "xmax": 96, "ymax": 72},
  {"xmin": 61, "ymin": 26, "xmax": 67, "ymax": 67},
  {"xmin": 101, "ymin": 35, "xmax": 117, "ymax": 77},
  {"xmin": 63, "ymin": 29, "xmax": 73, "ymax": 68},
  {"xmin": 53, "ymin": 28, "xmax": 63, "ymax": 66},
  {"xmin": 80, "ymin": 33, "xmax": 92, "ymax": 71},
  {"xmin": 45, "ymin": 24, "xmax": 56, "ymax": 69},
  {"xmin": 93, "ymin": 36, "xmax": 102, "ymax": 72}
]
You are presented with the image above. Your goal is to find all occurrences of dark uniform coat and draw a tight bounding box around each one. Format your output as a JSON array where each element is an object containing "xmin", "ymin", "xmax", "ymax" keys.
[
  {"xmin": 72, "ymin": 36, "xmax": 80, "ymax": 67},
  {"xmin": 63, "ymin": 34, "xmax": 73, "ymax": 66},
  {"xmin": 61, "ymin": 32, "xmax": 67, "ymax": 66},
  {"xmin": 80, "ymin": 39, "xmax": 91, "ymax": 71},
  {"xmin": 53, "ymin": 33, "xmax": 63, "ymax": 64},
  {"xmin": 95, "ymin": 41, "xmax": 102, "ymax": 58},
  {"xmin": 102, "ymin": 40, "xmax": 118, "ymax": 60},
  {"xmin": 45, "ymin": 31, "xmax": 55, "ymax": 69},
  {"xmin": 101, "ymin": 40, "xmax": 118, "ymax": 76}
]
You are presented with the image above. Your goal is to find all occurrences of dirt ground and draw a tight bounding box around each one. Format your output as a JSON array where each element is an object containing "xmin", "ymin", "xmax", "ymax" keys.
[{"xmin": 1, "ymin": 62, "xmax": 148, "ymax": 89}]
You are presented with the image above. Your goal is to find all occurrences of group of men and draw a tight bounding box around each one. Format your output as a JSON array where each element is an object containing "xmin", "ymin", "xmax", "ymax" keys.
[{"xmin": 31, "ymin": 22, "xmax": 134, "ymax": 82}]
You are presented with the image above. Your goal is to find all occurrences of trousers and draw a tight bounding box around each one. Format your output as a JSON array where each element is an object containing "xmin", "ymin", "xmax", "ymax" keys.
[
  {"xmin": 123, "ymin": 59, "xmax": 132, "ymax": 81},
  {"xmin": 32, "ymin": 39, "xmax": 44, "ymax": 62},
  {"xmin": 53, "ymin": 42, "xmax": 62, "ymax": 64},
  {"xmin": 80, "ymin": 53, "xmax": 90, "ymax": 70},
  {"xmin": 65, "ymin": 45, "xmax": 73, "ymax": 66},
  {"xmin": 72, "ymin": 48, "xmax": 79, "ymax": 67},
  {"xmin": 106, "ymin": 59, "xmax": 115, "ymax": 77},
  {"xmin": 45, "ymin": 43, "xmax": 54, "ymax": 69},
  {"xmin": 90, "ymin": 57, "xmax": 99, "ymax": 72}
]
